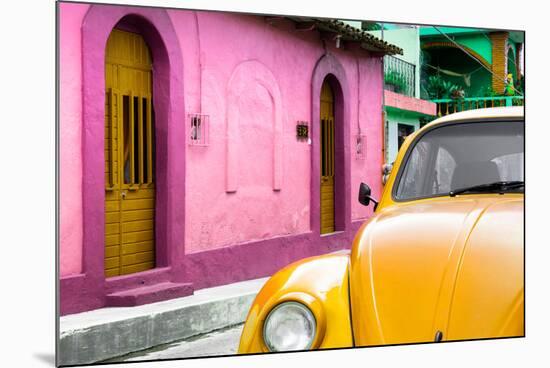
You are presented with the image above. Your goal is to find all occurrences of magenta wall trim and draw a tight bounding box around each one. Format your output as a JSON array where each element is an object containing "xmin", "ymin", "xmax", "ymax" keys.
[
  {"xmin": 61, "ymin": 219, "xmax": 364, "ymax": 315},
  {"xmin": 61, "ymin": 221, "xmax": 363, "ymax": 315},
  {"xmin": 184, "ymin": 221, "xmax": 364, "ymax": 290}
]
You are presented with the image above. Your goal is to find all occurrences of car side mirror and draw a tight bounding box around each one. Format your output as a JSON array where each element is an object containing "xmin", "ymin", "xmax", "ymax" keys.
[
  {"xmin": 382, "ymin": 163, "xmax": 393, "ymax": 185},
  {"xmin": 358, "ymin": 182, "xmax": 379, "ymax": 210}
]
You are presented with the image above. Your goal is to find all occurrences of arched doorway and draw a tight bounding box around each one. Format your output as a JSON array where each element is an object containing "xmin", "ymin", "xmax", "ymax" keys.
[
  {"xmin": 320, "ymin": 79, "xmax": 336, "ymax": 234},
  {"xmin": 310, "ymin": 54, "xmax": 351, "ymax": 238},
  {"xmin": 104, "ymin": 29, "xmax": 156, "ymax": 277},
  {"xmin": 59, "ymin": 4, "xmax": 188, "ymax": 314}
]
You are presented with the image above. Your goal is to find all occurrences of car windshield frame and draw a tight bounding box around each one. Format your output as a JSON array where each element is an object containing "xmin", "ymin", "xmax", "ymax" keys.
[{"xmin": 391, "ymin": 117, "xmax": 525, "ymax": 203}]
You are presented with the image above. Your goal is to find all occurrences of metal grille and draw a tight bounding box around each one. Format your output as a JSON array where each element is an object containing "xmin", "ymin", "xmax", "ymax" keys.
[
  {"xmin": 384, "ymin": 55, "xmax": 416, "ymax": 97},
  {"xmin": 321, "ymin": 118, "xmax": 335, "ymax": 177},
  {"xmin": 355, "ymin": 134, "xmax": 367, "ymax": 160},
  {"xmin": 296, "ymin": 120, "xmax": 309, "ymax": 141},
  {"xmin": 188, "ymin": 113, "xmax": 209, "ymax": 146},
  {"xmin": 433, "ymin": 96, "xmax": 524, "ymax": 117},
  {"xmin": 121, "ymin": 94, "xmax": 154, "ymax": 187}
]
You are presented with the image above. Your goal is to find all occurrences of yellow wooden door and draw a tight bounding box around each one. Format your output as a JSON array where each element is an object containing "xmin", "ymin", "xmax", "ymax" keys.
[
  {"xmin": 320, "ymin": 81, "xmax": 335, "ymax": 234},
  {"xmin": 104, "ymin": 29, "xmax": 156, "ymax": 277}
]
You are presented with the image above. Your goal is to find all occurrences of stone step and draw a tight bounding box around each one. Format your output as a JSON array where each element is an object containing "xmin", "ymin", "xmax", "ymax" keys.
[{"xmin": 106, "ymin": 282, "xmax": 194, "ymax": 307}]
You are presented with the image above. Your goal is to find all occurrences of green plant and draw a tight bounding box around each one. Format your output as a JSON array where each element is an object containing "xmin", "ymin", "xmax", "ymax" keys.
[
  {"xmin": 362, "ymin": 21, "xmax": 382, "ymax": 31},
  {"xmin": 384, "ymin": 70, "xmax": 407, "ymax": 93},
  {"xmin": 425, "ymin": 75, "xmax": 463, "ymax": 99},
  {"xmin": 479, "ymin": 85, "xmax": 501, "ymax": 97},
  {"xmin": 478, "ymin": 79, "xmax": 523, "ymax": 99}
]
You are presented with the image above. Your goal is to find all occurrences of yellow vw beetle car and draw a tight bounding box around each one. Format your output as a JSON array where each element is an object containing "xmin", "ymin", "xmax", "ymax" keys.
[{"xmin": 238, "ymin": 106, "xmax": 524, "ymax": 353}]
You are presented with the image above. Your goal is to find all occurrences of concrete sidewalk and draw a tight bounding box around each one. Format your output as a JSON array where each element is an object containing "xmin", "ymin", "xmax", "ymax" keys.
[
  {"xmin": 106, "ymin": 323, "xmax": 245, "ymax": 362},
  {"xmin": 59, "ymin": 277, "xmax": 268, "ymax": 366}
]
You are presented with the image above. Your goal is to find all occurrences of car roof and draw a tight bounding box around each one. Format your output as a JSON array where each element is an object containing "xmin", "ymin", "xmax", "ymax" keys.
[{"xmin": 425, "ymin": 106, "xmax": 524, "ymax": 128}]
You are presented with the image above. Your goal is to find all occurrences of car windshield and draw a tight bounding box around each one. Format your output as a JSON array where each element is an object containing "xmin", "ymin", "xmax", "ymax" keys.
[{"xmin": 394, "ymin": 120, "xmax": 524, "ymax": 201}]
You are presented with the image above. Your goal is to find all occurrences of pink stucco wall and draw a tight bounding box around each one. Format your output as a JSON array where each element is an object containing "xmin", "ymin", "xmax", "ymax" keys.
[
  {"xmin": 59, "ymin": 4, "xmax": 383, "ymax": 275},
  {"xmin": 174, "ymin": 12, "xmax": 383, "ymax": 253}
]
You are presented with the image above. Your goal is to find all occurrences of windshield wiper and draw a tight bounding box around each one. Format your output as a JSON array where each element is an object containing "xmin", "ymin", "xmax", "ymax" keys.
[{"xmin": 449, "ymin": 181, "xmax": 524, "ymax": 197}]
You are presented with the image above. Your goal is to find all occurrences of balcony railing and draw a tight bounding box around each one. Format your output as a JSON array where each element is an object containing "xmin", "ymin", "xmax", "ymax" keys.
[
  {"xmin": 432, "ymin": 96, "xmax": 524, "ymax": 117},
  {"xmin": 384, "ymin": 55, "xmax": 416, "ymax": 97}
]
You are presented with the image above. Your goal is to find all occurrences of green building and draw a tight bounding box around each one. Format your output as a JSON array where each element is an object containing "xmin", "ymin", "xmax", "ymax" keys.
[
  {"xmin": 367, "ymin": 24, "xmax": 437, "ymax": 164},
  {"xmin": 419, "ymin": 27, "xmax": 524, "ymax": 116},
  {"xmin": 363, "ymin": 23, "xmax": 524, "ymax": 165}
]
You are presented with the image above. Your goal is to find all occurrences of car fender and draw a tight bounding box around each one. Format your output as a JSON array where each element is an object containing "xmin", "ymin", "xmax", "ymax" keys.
[{"xmin": 238, "ymin": 252, "xmax": 354, "ymax": 353}]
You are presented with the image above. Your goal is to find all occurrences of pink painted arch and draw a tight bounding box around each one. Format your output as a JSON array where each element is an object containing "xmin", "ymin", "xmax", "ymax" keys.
[
  {"xmin": 310, "ymin": 53, "xmax": 352, "ymax": 235},
  {"xmin": 60, "ymin": 4, "xmax": 187, "ymax": 314},
  {"xmin": 226, "ymin": 60, "xmax": 283, "ymax": 192}
]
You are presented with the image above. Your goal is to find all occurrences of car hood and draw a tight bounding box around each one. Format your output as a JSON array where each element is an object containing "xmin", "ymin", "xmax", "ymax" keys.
[{"xmin": 349, "ymin": 194, "xmax": 524, "ymax": 345}]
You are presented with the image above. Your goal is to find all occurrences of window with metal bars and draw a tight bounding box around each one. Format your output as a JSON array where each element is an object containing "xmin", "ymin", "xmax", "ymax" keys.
[
  {"xmin": 355, "ymin": 134, "xmax": 367, "ymax": 160},
  {"xmin": 321, "ymin": 118, "xmax": 335, "ymax": 177},
  {"xmin": 121, "ymin": 93, "xmax": 154, "ymax": 187},
  {"xmin": 189, "ymin": 113, "xmax": 209, "ymax": 146}
]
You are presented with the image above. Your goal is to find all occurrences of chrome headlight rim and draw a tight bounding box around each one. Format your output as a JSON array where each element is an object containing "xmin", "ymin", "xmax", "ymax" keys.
[{"xmin": 262, "ymin": 301, "xmax": 317, "ymax": 352}]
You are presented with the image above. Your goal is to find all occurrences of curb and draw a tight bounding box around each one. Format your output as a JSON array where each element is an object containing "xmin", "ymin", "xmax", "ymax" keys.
[{"xmin": 59, "ymin": 277, "xmax": 268, "ymax": 366}]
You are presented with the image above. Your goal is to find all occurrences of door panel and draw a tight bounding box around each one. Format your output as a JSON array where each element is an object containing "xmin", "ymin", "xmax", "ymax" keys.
[
  {"xmin": 105, "ymin": 29, "xmax": 155, "ymax": 277},
  {"xmin": 320, "ymin": 81, "xmax": 335, "ymax": 234}
]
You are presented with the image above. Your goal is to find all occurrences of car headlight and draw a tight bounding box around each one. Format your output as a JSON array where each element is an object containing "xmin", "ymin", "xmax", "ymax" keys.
[{"xmin": 262, "ymin": 301, "xmax": 316, "ymax": 352}]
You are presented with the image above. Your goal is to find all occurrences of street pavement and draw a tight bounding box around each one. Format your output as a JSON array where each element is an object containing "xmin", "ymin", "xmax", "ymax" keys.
[{"xmin": 106, "ymin": 324, "xmax": 245, "ymax": 362}]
